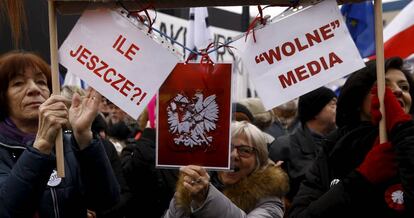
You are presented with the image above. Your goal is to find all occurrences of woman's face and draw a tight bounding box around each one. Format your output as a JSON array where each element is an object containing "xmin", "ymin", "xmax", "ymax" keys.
[
  {"xmin": 360, "ymin": 69, "xmax": 412, "ymax": 121},
  {"xmin": 385, "ymin": 69, "xmax": 412, "ymax": 113},
  {"xmin": 6, "ymin": 68, "xmax": 50, "ymax": 124},
  {"xmin": 218, "ymin": 135, "xmax": 257, "ymax": 185}
]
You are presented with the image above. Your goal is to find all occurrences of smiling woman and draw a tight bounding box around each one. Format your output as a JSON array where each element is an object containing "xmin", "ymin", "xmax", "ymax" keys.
[
  {"xmin": 164, "ymin": 121, "xmax": 289, "ymax": 218},
  {"xmin": 289, "ymin": 57, "xmax": 414, "ymax": 218},
  {"xmin": 0, "ymin": 50, "xmax": 120, "ymax": 217}
]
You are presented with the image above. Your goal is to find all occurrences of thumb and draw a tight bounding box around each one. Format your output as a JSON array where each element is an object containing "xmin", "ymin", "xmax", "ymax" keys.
[{"xmin": 71, "ymin": 92, "xmax": 81, "ymax": 108}]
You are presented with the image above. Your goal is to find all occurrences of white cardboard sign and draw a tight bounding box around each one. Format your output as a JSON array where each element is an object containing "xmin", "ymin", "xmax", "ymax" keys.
[
  {"xmin": 234, "ymin": 0, "xmax": 365, "ymax": 110},
  {"xmin": 59, "ymin": 8, "xmax": 180, "ymax": 119}
]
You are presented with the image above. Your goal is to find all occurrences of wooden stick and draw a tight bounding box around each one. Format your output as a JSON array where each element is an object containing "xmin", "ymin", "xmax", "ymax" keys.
[
  {"xmin": 48, "ymin": 0, "xmax": 65, "ymax": 177},
  {"xmin": 374, "ymin": 0, "xmax": 387, "ymax": 143}
]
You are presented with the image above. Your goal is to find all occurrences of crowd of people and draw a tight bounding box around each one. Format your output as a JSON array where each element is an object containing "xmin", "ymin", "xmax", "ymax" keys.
[{"xmin": 0, "ymin": 49, "xmax": 413, "ymax": 218}]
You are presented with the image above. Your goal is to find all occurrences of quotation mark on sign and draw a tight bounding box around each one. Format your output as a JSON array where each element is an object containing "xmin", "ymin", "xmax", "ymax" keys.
[
  {"xmin": 330, "ymin": 19, "xmax": 340, "ymax": 29},
  {"xmin": 255, "ymin": 54, "xmax": 265, "ymax": 63}
]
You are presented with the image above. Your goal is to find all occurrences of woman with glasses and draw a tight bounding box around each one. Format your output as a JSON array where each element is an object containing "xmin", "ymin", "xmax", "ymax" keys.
[{"xmin": 164, "ymin": 121, "xmax": 289, "ymax": 218}]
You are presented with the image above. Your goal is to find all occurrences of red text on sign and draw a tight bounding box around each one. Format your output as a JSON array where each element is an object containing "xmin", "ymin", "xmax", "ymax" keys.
[
  {"xmin": 255, "ymin": 19, "xmax": 340, "ymax": 65},
  {"xmin": 112, "ymin": 34, "xmax": 140, "ymax": 61},
  {"xmin": 278, "ymin": 51, "xmax": 343, "ymax": 89},
  {"xmin": 69, "ymin": 44, "xmax": 147, "ymax": 106}
]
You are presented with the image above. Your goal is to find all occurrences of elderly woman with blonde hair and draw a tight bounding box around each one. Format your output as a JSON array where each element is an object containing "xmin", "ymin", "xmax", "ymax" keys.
[{"xmin": 164, "ymin": 121, "xmax": 289, "ymax": 218}]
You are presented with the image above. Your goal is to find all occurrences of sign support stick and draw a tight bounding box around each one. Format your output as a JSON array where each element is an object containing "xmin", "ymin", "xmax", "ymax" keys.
[
  {"xmin": 374, "ymin": 0, "xmax": 387, "ymax": 143},
  {"xmin": 48, "ymin": 0, "xmax": 65, "ymax": 177}
]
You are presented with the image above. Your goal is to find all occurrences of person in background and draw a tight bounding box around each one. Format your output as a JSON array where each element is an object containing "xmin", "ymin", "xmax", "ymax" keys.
[
  {"xmin": 0, "ymin": 50, "xmax": 120, "ymax": 217},
  {"xmin": 232, "ymin": 102, "xmax": 255, "ymax": 123},
  {"xmin": 61, "ymin": 86, "xmax": 132, "ymax": 218},
  {"xmin": 92, "ymin": 113, "xmax": 133, "ymax": 218},
  {"xmin": 289, "ymin": 57, "xmax": 414, "ymax": 218},
  {"xmin": 269, "ymin": 87, "xmax": 337, "ymax": 210},
  {"xmin": 106, "ymin": 101, "xmax": 134, "ymax": 154},
  {"xmin": 61, "ymin": 85, "xmax": 85, "ymax": 101},
  {"xmin": 239, "ymin": 98, "xmax": 274, "ymax": 131},
  {"xmin": 121, "ymin": 119, "xmax": 179, "ymax": 218},
  {"xmin": 164, "ymin": 121, "xmax": 289, "ymax": 218},
  {"xmin": 239, "ymin": 98, "xmax": 275, "ymax": 145},
  {"xmin": 100, "ymin": 96, "xmax": 110, "ymax": 118},
  {"xmin": 265, "ymin": 99, "xmax": 301, "ymax": 139}
]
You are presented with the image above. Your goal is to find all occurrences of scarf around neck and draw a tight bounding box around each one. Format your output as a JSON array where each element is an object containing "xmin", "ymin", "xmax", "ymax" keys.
[{"xmin": 0, "ymin": 117, "xmax": 36, "ymax": 145}]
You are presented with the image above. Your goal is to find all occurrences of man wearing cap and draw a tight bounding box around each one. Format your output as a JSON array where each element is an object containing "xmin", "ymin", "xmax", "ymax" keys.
[{"xmin": 269, "ymin": 86, "xmax": 337, "ymax": 204}]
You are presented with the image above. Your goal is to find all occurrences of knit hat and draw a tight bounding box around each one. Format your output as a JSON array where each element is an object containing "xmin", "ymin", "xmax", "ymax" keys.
[{"xmin": 298, "ymin": 87, "xmax": 336, "ymax": 123}]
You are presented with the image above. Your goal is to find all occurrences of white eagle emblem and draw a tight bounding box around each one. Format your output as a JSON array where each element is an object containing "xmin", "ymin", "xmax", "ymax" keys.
[
  {"xmin": 166, "ymin": 92, "xmax": 219, "ymax": 147},
  {"xmin": 391, "ymin": 190, "xmax": 404, "ymax": 204}
]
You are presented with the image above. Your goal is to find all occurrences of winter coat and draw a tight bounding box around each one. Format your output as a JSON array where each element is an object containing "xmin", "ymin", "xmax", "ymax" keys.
[
  {"xmin": 97, "ymin": 139, "xmax": 133, "ymax": 218},
  {"xmin": 164, "ymin": 162, "xmax": 289, "ymax": 218},
  {"xmin": 289, "ymin": 121, "xmax": 414, "ymax": 218},
  {"xmin": 0, "ymin": 132, "xmax": 120, "ymax": 218},
  {"xmin": 121, "ymin": 128, "xmax": 179, "ymax": 218},
  {"xmin": 265, "ymin": 119, "xmax": 300, "ymax": 139},
  {"xmin": 269, "ymin": 125, "xmax": 326, "ymax": 200}
]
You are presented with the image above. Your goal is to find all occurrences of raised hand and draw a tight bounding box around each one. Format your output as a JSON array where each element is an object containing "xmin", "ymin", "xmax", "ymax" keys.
[
  {"xmin": 357, "ymin": 139, "xmax": 397, "ymax": 184},
  {"xmin": 370, "ymin": 86, "xmax": 411, "ymax": 132},
  {"xmin": 34, "ymin": 95, "xmax": 71, "ymax": 154},
  {"xmin": 69, "ymin": 88, "xmax": 101, "ymax": 149},
  {"xmin": 180, "ymin": 165, "xmax": 210, "ymax": 208}
]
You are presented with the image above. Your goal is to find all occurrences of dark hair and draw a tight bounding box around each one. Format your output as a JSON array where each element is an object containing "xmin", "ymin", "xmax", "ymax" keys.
[
  {"xmin": 0, "ymin": 51, "xmax": 52, "ymax": 121},
  {"xmin": 336, "ymin": 57, "xmax": 414, "ymax": 127}
]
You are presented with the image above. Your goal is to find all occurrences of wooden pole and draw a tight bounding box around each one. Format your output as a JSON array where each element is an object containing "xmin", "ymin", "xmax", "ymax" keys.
[
  {"xmin": 374, "ymin": 0, "xmax": 387, "ymax": 143},
  {"xmin": 48, "ymin": 0, "xmax": 65, "ymax": 177}
]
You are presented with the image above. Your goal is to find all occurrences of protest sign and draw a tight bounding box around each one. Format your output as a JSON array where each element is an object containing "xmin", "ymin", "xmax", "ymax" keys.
[
  {"xmin": 157, "ymin": 63, "xmax": 232, "ymax": 170},
  {"xmin": 234, "ymin": 0, "xmax": 365, "ymax": 110},
  {"xmin": 59, "ymin": 8, "xmax": 180, "ymax": 119}
]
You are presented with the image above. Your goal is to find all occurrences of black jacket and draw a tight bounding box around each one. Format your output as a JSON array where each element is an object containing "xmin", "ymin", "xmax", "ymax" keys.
[
  {"xmin": 0, "ymin": 132, "xmax": 120, "ymax": 218},
  {"xmin": 270, "ymin": 125, "xmax": 326, "ymax": 201},
  {"xmin": 121, "ymin": 128, "xmax": 178, "ymax": 218},
  {"xmin": 98, "ymin": 139, "xmax": 133, "ymax": 218},
  {"xmin": 289, "ymin": 121, "xmax": 414, "ymax": 218}
]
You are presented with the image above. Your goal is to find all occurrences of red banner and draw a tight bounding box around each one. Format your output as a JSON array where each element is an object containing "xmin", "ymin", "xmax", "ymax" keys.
[{"xmin": 157, "ymin": 63, "xmax": 232, "ymax": 169}]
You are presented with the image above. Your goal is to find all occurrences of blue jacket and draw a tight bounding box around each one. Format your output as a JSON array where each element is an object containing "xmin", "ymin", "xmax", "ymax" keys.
[{"xmin": 0, "ymin": 132, "xmax": 120, "ymax": 217}]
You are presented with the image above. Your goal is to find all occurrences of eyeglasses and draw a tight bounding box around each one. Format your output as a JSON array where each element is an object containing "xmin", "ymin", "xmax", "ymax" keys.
[{"xmin": 231, "ymin": 144, "xmax": 256, "ymax": 158}]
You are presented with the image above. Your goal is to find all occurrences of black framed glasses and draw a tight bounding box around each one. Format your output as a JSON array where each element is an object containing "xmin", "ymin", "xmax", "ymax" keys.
[{"xmin": 231, "ymin": 144, "xmax": 256, "ymax": 158}]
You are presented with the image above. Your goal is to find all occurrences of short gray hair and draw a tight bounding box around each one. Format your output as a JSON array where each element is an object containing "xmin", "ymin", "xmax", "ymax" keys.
[{"xmin": 231, "ymin": 121, "xmax": 269, "ymax": 169}]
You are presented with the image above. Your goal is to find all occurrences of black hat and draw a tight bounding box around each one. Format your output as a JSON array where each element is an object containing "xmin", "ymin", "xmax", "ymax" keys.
[
  {"xmin": 298, "ymin": 87, "xmax": 336, "ymax": 123},
  {"xmin": 232, "ymin": 102, "xmax": 255, "ymax": 123}
]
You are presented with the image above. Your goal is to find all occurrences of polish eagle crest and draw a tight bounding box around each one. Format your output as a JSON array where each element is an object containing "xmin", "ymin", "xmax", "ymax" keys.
[{"xmin": 166, "ymin": 92, "xmax": 219, "ymax": 147}]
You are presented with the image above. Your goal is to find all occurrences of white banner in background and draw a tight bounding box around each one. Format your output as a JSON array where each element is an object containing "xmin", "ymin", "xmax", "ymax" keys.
[
  {"xmin": 151, "ymin": 11, "xmax": 241, "ymax": 62},
  {"xmin": 59, "ymin": 8, "xmax": 180, "ymax": 119},
  {"xmin": 234, "ymin": 0, "xmax": 364, "ymax": 110}
]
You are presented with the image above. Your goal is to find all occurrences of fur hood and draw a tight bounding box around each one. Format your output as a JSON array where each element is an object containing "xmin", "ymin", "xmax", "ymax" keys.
[{"xmin": 175, "ymin": 161, "xmax": 289, "ymax": 213}]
